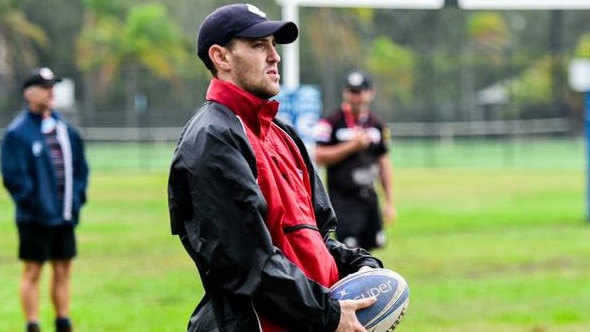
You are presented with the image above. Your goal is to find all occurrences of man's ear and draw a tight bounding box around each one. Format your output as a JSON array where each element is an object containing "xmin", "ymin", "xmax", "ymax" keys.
[
  {"xmin": 209, "ymin": 45, "xmax": 231, "ymax": 71},
  {"xmin": 23, "ymin": 87, "xmax": 34, "ymax": 100},
  {"xmin": 368, "ymin": 89, "xmax": 377, "ymax": 101}
]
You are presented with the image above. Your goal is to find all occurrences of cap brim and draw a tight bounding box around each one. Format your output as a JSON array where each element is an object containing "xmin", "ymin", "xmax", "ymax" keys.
[
  {"xmin": 346, "ymin": 85, "xmax": 372, "ymax": 90},
  {"xmin": 236, "ymin": 21, "xmax": 298, "ymax": 44},
  {"xmin": 39, "ymin": 79, "xmax": 62, "ymax": 87},
  {"xmin": 22, "ymin": 78, "xmax": 63, "ymax": 90}
]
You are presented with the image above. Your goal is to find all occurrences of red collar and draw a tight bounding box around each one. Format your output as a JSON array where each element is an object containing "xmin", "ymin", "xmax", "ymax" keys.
[
  {"xmin": 341, "ymin": 102, "xmax": 370, "ymax": 128},
  {"xmin": 206, "ymin": 78, "xmax": 279, "ymax": 137}
]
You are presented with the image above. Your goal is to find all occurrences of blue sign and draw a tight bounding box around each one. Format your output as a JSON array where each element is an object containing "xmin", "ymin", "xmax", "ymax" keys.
[{"xmin": 274, "ymin": 85, "xmax": 322, "ymax": 151}]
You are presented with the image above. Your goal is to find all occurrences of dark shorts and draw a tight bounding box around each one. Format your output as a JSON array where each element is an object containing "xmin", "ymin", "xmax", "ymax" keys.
[
  {"xmin": 17, "ymin": 223, "xmax": 77, "ymax": 262},
  {"xmin": 331, "ymin": 196, "xmax": 386, "ymax": 251}
]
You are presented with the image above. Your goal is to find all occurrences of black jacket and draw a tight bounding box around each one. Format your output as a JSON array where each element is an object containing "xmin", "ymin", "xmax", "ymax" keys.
[{"xmin": 168, "ymin": 101, "xmax": 382, "ymax": 332}]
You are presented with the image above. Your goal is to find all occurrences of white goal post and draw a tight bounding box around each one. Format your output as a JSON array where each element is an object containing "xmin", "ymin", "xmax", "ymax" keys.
[{"xmin": 276, "ymin": 0, "xmax": 444, "ymax": 88}]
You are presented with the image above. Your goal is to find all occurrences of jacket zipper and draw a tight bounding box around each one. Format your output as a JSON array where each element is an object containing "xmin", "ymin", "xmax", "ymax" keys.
[{"xmin": 283, "ymin": 224, "xmax": 319, "ymax": 234}]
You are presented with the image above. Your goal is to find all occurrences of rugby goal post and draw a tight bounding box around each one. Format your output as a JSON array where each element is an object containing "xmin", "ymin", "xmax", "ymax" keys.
[{"xmin": 276, "ymin": 0, "xmax": 590, "ymax": 88}]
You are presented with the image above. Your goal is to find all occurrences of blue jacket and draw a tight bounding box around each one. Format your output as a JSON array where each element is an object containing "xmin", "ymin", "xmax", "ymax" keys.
[{"xmin": 1, "ymin": 109, "xmax": 89, "ymax": 226}]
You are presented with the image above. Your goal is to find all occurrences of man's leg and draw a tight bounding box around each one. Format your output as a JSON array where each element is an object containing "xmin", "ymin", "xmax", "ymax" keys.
[
  {"xmin": 362, "ymin": 203, "xmax": 386, "ymax": 251},
  {"xmin": 50, "ymin": 259, "xmax": 73, "ymax": 318},
  {"xmin": 50, "ymin": 224, "xmax": 77, "ymax": 331},
  {"xmin": 20, "ymin": 261, "xmax": 44, "ymax": 327},
  {"xmin": 51, "ymin": 259, "xmax": 73, "ymax": 331}
]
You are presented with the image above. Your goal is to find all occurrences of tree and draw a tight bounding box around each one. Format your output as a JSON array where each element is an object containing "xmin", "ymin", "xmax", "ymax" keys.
[
  {"xmin": 304, "ymin": 8, "xmax": 364, "ymax": 111},
  {"xmin": 575, "ymin": 32, "xmax": 590, "ymax": 58},
  {"xmin": 0, "ymin": 0, "xmax": 48, "ymax": 101},
  {"xmin": 75, "ymin": 1, "xmax": 190, "ymax": 125},
  {"xmin": 467, "ymin": 11, "xmax": 509, "ymax": 61},
  {"xmin": 365, "ymin": 36, "xmax": 415, "ymax": 117}
]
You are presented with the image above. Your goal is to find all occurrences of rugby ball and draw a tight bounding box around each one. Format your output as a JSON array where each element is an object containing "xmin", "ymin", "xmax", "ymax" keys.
[{"xmin": 329, "ymin": 268, "xmax": 409, "ymax": 331}]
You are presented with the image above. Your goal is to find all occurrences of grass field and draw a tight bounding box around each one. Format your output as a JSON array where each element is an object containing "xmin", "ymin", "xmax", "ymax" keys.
[{"xmin": 1, "ymin": 138, "xmax": 590, "ymax": 331}]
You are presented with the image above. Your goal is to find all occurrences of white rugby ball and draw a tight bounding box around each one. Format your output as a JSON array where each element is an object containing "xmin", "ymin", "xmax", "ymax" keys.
[{"xmin": 329, "ymin": 268, "xmax": 409, "ymax": 331}]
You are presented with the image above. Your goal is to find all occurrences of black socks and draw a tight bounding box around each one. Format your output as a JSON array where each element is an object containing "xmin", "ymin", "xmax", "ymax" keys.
[
  {"xmin": 55, "ymin": 317, "xmax": 72, "ymax": 332},
  {"xmin": 26, "ymin": 322, "xmax": 40, "ymax": 332}
]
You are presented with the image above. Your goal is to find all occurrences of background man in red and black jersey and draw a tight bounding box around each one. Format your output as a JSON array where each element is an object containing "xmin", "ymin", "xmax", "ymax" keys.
[{"xmin": 314, "ymin": 69, "xmax": 397, "ymax": 251}]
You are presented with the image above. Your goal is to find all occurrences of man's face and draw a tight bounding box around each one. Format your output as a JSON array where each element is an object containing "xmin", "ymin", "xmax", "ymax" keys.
[
  {"xmin": 226, "ymin": 36, "xmax": 282, "ymax": 99},
  {"xmin": 343, "ymin": 88, "xmax": 374, "ymax": 114},
  {"xmin": 23, "ymin": 85, "xmax": 55, "ymax": 114}
]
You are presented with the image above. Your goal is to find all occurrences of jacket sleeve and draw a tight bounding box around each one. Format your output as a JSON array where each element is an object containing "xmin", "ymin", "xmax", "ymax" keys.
[
  {"xmin": 169, "ymin": 109, "xmax": 341, "ymax": 331},
  {"xmin": 1, "ymin": 130, "xmax": 35, "ymax": 207}
]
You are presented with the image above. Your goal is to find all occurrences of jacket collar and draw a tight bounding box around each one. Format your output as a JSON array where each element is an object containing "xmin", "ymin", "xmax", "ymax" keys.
[{"xmin": 206, "ymin": 78, "xmax": 278, "ymax": 138}]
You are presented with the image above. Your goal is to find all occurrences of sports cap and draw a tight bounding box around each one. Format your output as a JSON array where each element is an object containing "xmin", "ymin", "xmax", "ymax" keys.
[
  {"xmin": 22, "ymin": 67, "xmax": 62, "ymax": 91},
  {"xmin": 197, "ymin": 3, "xmax": 299, "ymax": 69},
  {"xmin": 344, "ymin": 70, "xmax": 373, "ymax": 91}
]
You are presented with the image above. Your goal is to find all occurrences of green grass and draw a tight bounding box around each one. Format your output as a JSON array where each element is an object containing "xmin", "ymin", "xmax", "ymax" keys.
[
  {"xmin": 385, "ymin": 168, "xmax": 590, "ymax": 332},
  {"xmin": 1, "ymin": 139, "xmax": 590, "ymax": 331}
]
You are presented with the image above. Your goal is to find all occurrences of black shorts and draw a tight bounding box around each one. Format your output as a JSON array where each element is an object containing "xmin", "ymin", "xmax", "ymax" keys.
[
  {"xmin": 17, "ymin": 223, "xmax": 77, "ymax": 262},
  {"xmin": 331, "ymin": 196, "xmax": 386, "ymax": 251}
]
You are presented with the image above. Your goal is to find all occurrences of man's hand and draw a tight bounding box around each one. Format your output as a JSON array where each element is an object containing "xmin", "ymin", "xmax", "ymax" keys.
[
  {"xmin": 382, "ymin": 202, "xmax": 397, "ymax": 225},
  {"xmin": 358, "ymin": 266, "xmax": 373, "ymax": 272},
  {"xmin": 351, "ymin": 128, "xmax": 371, "ymax": 151},
  {"xmin": 334, "ymin": 297, "xmax": 376, "ymax": 332}
]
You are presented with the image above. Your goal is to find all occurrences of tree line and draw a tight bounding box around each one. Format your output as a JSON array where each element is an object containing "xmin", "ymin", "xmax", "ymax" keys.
[{"xmin": 1, "ymin": 0, "xmax": 589, "ymax": 128}]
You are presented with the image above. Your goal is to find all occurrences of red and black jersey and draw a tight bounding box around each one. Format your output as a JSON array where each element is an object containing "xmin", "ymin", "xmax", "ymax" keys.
[{"xmin": 314, "ymin": 106, "xmax": 390, "ymax": 203}]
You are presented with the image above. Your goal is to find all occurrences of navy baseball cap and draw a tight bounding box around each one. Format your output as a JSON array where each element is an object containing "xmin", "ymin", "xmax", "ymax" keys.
[
  {"xmin": 344, "ymin": 70, "xmax": 373, "ymax": 90},
  {"xmin": 22, "ymin": 67, "xmax": 62, "ymax": 91},
  {"xmin": 197, "ymin": 3, "xmax": 298, "ymax": 69}
]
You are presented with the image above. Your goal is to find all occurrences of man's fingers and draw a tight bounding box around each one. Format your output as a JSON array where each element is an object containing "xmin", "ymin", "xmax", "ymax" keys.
[{"xmin": 354, "ymin": 296, "xmax": 377, "ymax": 310}]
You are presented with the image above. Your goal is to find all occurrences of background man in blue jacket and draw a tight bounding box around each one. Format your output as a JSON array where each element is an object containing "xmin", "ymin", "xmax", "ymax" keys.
[{"xmin": 1, "ymin": 67, "xmax": 89, "ymax": 332}]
